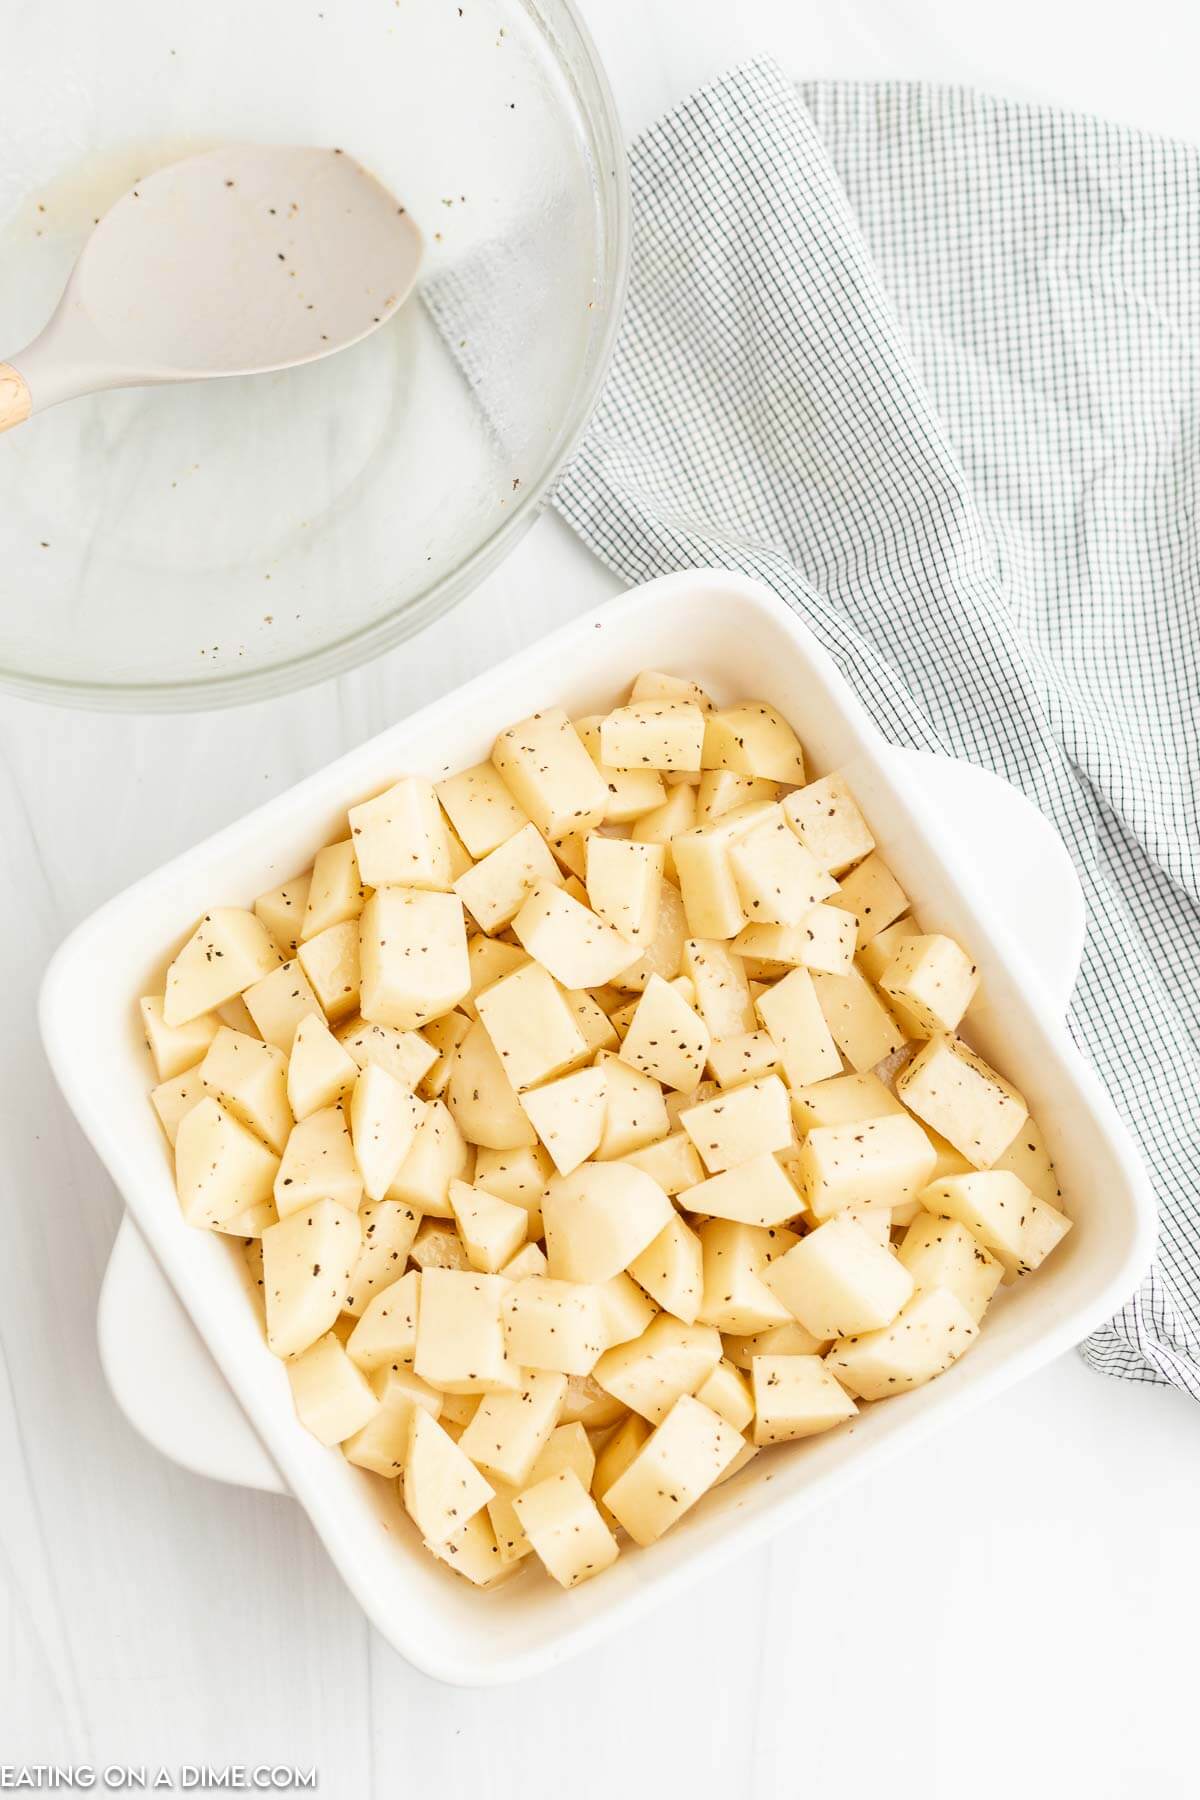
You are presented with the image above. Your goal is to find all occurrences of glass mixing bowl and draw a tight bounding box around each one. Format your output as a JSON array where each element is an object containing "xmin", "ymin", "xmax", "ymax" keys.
[{"xmin": 0, "ymin": 0, "xmax": 628, "ymax": 708}]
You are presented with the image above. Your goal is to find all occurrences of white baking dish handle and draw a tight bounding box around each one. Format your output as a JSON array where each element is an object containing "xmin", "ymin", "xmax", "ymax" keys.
[{"xmin": 96, "ymin": 748, "xmax": 1086, "ymax": 1498}]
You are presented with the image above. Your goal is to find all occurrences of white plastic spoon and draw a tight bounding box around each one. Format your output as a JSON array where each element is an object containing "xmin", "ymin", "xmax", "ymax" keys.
[{"xmin": 0, "ymin": 144, "xmax": 422, "ymax": 433}]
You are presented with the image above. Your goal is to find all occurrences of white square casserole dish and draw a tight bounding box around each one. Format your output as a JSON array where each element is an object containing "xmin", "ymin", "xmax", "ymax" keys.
[{"xmin": 40, "ymin": 571, "xmax": 1156, "ymax": 1685}]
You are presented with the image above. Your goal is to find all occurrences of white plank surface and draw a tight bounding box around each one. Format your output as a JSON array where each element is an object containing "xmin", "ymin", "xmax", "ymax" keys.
[{"xmin": 3, "ymin": 2, "xmax": 1199, "ymax": 1792}]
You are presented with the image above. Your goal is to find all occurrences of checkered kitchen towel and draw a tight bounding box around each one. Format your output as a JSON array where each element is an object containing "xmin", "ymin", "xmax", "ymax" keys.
[{"xmin": 554, "ymin": 59, "xmax": 1200, "ymax": 1393}]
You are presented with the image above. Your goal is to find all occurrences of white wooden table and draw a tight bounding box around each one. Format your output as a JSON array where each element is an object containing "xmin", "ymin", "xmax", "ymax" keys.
[{"xmin": 3, "ymin": 2, "xmax": 1199, "ymax": 1793}]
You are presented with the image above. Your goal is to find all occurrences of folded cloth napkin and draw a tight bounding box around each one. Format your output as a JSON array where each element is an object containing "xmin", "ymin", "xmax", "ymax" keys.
[{"xmin": 555, "ymin": 58, "xmax": 1200, "ymax": 1395}]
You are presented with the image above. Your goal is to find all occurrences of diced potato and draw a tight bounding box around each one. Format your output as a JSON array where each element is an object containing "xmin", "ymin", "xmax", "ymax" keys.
[
  {"xmin": 833, "ymin": 853, "xmax": 908, "ymax": 943},
  {"xmin": 896, "ymin": 1035, "xmax": 1027, "ymax": 1167},
  {"xmin": 682, "ymin": 1152, "xmax": 803, "ymax": 1229},
  {"xmin": 417, "ymin": 1011, "xmax": 472, "ymax": 1098},
  {"xmin": 520, "ymin": 1065, "xmax": 607, "ymax": 1176},
  {"xmin": 810, "ymin": 965, "xmax": 907, "ymax": 1072},
  {"xmin": 991, "ymin": 1114, "xmax": 1062, "ymax": 1205},
  {"xmin": 346, "ymin": 1269, "xmax": 420, "ymax": 1370},
  {"xmin": 501, "ymin": 1242, "xmax": 548, "ymax": 1280},
  {"xmin": 342, "ymin": 1198, "xmax": 420, "ymax": 1316},
  {"xmin": 729, "ymin": 919, "xmax": 807, "ymax": 974},
  {"xmin": 445, "ymin": 1018, "xmax": 537, "ymax": 1150},
  {"xmin": 460, "ymin": 936, "xmax": 529, "ymax": 1022},
  {"xmin": 302, "ymin": 841, "xmax": 365, "ymax": 940},
  {"xmin": 610, "ymin": 878, "xmax": 687, "ymax": 993},
  {"xmin": 702, "ymin": 703, "xmax": 806, "ymax": 784},
  {"xmin": 475, "ymin": 961, "xmax": 589, "ymax": 1091},
  {"xmin": 790, "ymin": 1071, "xmax": 903, "ymax": 1131},
  {"xmin": 139, "ymin": 995, "xmax": 220, "ymax": 1081},
  {"xmin": 274, "ymin": 1104, "xmax": 362, "ymax": 1218},
  {"xmin": 215, "ymin": 993, "xmax": 260, "ymax": 1037},
  {"xmin": 296, "ymin": 919, "xmax": 361, "ymax": 1024},
  {"xmin": 501, "ymin": 1277, "xmax": 607, "ymax": 1375},
  {"xmin": 629, "ymin": 1214, "xmax": 704, "ymax": 1323},
  {"xmin": 336, "ymin": 1019, "xmax": 439, "ymax": 1090},
  {"xmin": 1011, "ymin": 1196, "xmax": 1072, "ymax": 1279},
  {"xmin": 593, "ymin": 1052, "xmax": 670, "ymax": 1159},
  {"xmin": 630, "ymin": 784, "xmax": 697, "ymax": 878},
  {"xmin": 672, "ymin": 802, "xmax": 775, "ymax": 939},
  {"xmin": 620, "ymin": 1131, "xmax": 705, "ymax": 1196},
  {"xmin": 175, "ymin": 1096, "xmax": 280, "ymax": 1229},
  {"xmin": 722, "ymin": 1320, "xmax": 828, "ymax": 1369},
  {"xmin": 596, "ymin": 1272, "xmax": 658, "ymax": 1350},
  {"xmin": 414, "ymin": 1269, "xmax": 516, "ymax": 1395},
  {"xmin": 514, "ymin": 1469, "xmax": 619, "ymax": 1588},
  {"xmin": 755, "ymin": 966, "xmax": 842, "ymax": 1088},
  {"xmin": 241, "ymin": 961, "xmax": 322, "ymax": 1055},
  {"xmin": 600, "ymin": 699, "xmax": 706, "ymax": 774},
  {"xmin": 764, "ymin": 1218, "xmax": 914, "ymax": 1338},
  {"xmin": 880, "ymin": 934, "xmax": 979, "ymax": 1037},
  {"xmin": 782, "ymin": 775, "xmax": 874, "ymax": 875},
  {"xmin": 409, "ymin": 1218, "xmax": 473, "ymax": 1272},
  {"xmin": 585, "ymin": 837, "xmax": 664, "ymax": 947},
  {"xmin": 544, "ymin": 1161, "xmax": 674, "ymax": 1284},
  {"xmin": 728, "ymin": 809, "xmax": 838, "ymax": 926},
  {"xmin": 573, "ymin": 716, "xmax": 666, "ymax": 825},
  {"xmin": 694, "ymin": 1360, "xmax": 755, "ymax": 1432},
  {"xmin": 254, "ymin": 870, "xmax": 311, "ymax": 956},
  {"xmin": 449, "ymin": 1177, "xmax": 528, "ymax": 1274},
  {"xmin": 360, "ymin": 889, "xmax": 470, "ymax": 1030},
  {"xmin": 151, "ymin": 1066, "xmax": 205, "ymax": 1147},
  {"xmin": 682, "ymin": 938, "xmax": 756, "ymax": 1037},
  {"xmin": 856, "ymin": 917, "xmax": 919, "ymax": 984},
  {"xmin": 454, "ymin": 822, "xmax": 563, "ymax": 935},
  {"xmin": 343, "ymin": 1364, "xmax": 442, "ymax": 1476},
  {"xmin": 349, "ymin": 1062, "xmax": 425, "ymax": 1201},
  {"xmin": 472, "ymin": 1142, "xmax": 552, "ymax": 1237},
  {"xmin": 492, "ymin": 706, "xmax": 609, "ymax": 839},
  {"xmin": 751, "ymin": 1355, "xmax": 857, "ymax": 1445},
  {"xmin": 696, "ymin": 770, "xmax": 780, "ymax": 824},
  {"xmin": 592, "ymin": 1412, "xmax": 652, "ymax": 1529},
  {"xmin": 798, "ymin": 905, "xmax": 859, "ymax": 976},
  {"xmin": 604, "ymin": 1394, "xmax": 743, "ymax": 1545},
  {"xmin": 348, "ymin": 778, "xmax": 452, "ymax": 890},
  {"xmin": 512, "ymin": 882, "xmax": 637, "ymax": 988},
  {"xmin": 897, "ymin": 1214, "xmax": 1003, "ymax": 1321},
  {"xmin": 435, "ymin": 761, "xmax": 529, "ymax": 860},
  {"xmin": 287, "ymin": 1332, "xmax": 379, "ymax": 1445},
  {"xmin": 459, "ymin": 1369, "xmax": 568, "ymax": 1486},
  {"xmin": 825, "ymin": 1287, "xmax": 979, "ymax": 1399},
  {"xmin": 287, "ymin": 1013, "xmax": 358, "ymax": 1121},
  {"xmin": 794, "ymin": 1114, "xmax": 936, "ymax": 1221},
  {"xmin": 387, "ymin": 1098, "xmax": 468, "ymax": 1217},
  {"xmin": 619, "ymin": 973, "xmax": 711, "ymax": 1094},
  {"xmin": 696, "ymin": 1219, "xmax": 796, "ymax": 1334},
  {"xmin": 487, "ymin": 1422, "xmax": 597, "ymax": 1563},
  {"xmin": 429, "ymin": 1509, "xmax": 513, "ymax": 1587},
  {"xmin": 262, "ymin": 1199, "xmax": 361, "ymax": 1358},
  {"xmin": 593, "ymin": 1315, "xmax": 722, "ymax": 1424},
  {"xmin": 403, "ymin": 1409, "xmax": 495, "ymax": 1546},
  {"xmin": 629, "ymin": 669, "xmax": 714, "ymax": 711},
  {"xmin": 680, "ymin": 1074, "xmax": 793, "ymax": 1174},
  {"xmin": 164, "ymin": 909, "xmax": 283, "ymax": 1027},
  {"xmin": 564, "ymin": 987, "xmax": 619, "ymax": 1057},
  {"xmin": 197, "ymin": 1026, "xmax": 292, "ymax": 1155},
  {"xmin": 920, "ymin": 1171, "xmax": 1038, "ymax": 1276}
]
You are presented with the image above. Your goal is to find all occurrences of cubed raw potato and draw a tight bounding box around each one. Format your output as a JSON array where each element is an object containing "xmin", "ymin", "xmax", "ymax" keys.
[
  {"xmin": 287, "ymin": 1332, "xmax": 379, "ymax": 1446},
  {"xmin": 544, "ymin": 1160, "xmax": 673, "ymax": 1283},
  {"xmin": 255, "ymin": 870, "xmax": 312, "ymax": 956},
  {"xmin": 620, "ymin": 1131, "xmax": 705, "ymax": 1196},
  {"xmin": 343, "ymin": 1364, "xmax": 443, "ymax": 1476},
  {"xmin": 500, "ymin": 1277, "xmax": 607, "ymax": 1375},
  {"xmin": 610, "ymin": 878, "xmax": 687, "ymax": 993},
  {"xmin": 696, "ymin": 770, "xmax": 780, "ymax": 824},
  {"xmin": 722, "ymin": 1320, "xmax": 829, "ymax": 1369},
  {"xmin": 512, "ymin": 882, "xmax": 637, "ymax": 988},
  {"xmin": 302, "ymin": 841, "xmax": 366, "ymax": 940},
  {"xmin": 728, "ymin": 808, "xmax": 838, "ymax": 927},
  {"xmin": 487, "ymin": 1422, "xmax": 597, "ymax": 1563},
  {"xmin": 604, "ymin": 1394, "xmax": 743, "ymax": 1545},
  {"xmin": 593, "ymin": 1314, "xmax": 722, "ymax": 1423},
  {"xmin": 429, "ymin": 1510, "xmax": 513, "ymax": 1587},
  {"xmin": 459, "ymin": 1369, "xmax": 568, "ymax": 1486},
  {"xmin": 346, "ymin": 1269, "xmax": 420, "ymax": 1370},
  {"xmin": 697, "ymin": 1219, "xmax": 796, "ymax": 1333},
  {"xmin": 403, "ymin": 1409, "xmax": 495, "ymax": 1545},
  {"xmin": 782, "ymin": 775, "xmax": 874, "ymax": 875},
  {"xmin": 175, "ymin": 1097, "xmax": 280, "ymax": 1230},
  {"xmin": 596, "ymin": 1272, "xmax": 657, "ymax": 1350},
  {"xmin": 418, "ymin": 1011, "xmax": 472, "ymax": 1098},
  {"xmin": 672, "ymin": 802, "xmax": 775, "ymax": 939},
  {"xmin": 585, "ymin": 837, "xmax": 664, "ymax": 946},
  {"xmin": 702, "ymin": 702, "xmax": 806, "ymax": 784},
  {"xmin": 409, "ymin": 1218, "xmax": 473, "ymax": 1272},
  {"xmin": 825, "ymin": 1287, "xmax": 979, "ymax": 1399},
  {"xmin": 460, "ymin": 936, "xmax": 529, "ymax": 1023},
  {"xmin": 593, "ymin": 1053, "xmax": 670, "ymax": 1159},
  {"xmin": 274, "ymin": 1105, "xmax": 362, "ymax": 1218},
  {"xmin": 751, "ymin": 1354, "xmax": 857, "ymax": 1444},
  {"xmin": 1011, "ymin": 1196, "xmax": 1072, "ymax": 1278},
  {"xmin": 437, "ymin": 1391, "xmax": 479, "ymax": 1432},
  {"xmin": 296, "ymin": 919, "xmax": 361, "ymax": 1024},
  {"xmin": 921, "ymin": 1171, "xmax": 1041, "ymax": 1276},
  {"xmin": 242, "ymin": 961, "xmax": 323, "ymax": 1055},
  {"xmin": 841, "ymin": 1204, "xmax": 893, "ymax": 1246},
  {"xmin": 287, "ymin": 1013, "xmax": 358, "ymax": 1120},
  {"xmin": 599, "ymin": 699, "xmax": 706, "ymax": 774},
  {"xmin": 693, "ymin": 1360, "xmax": 755, "ymax": 1432},
  {"xmin": 414, "ymin": 1269, "xmax": 516, "ymax": 1395},
  {"xmin": 472, "ymin": 1142, "xmax": 553, "ymax": 1237},
  {"xmin": 445, "ymin": 1017, "xmax": 538, "ymax": 1150},
  {"xmin": 360, "ymin": 889, "xmax": 470, "ymax": 1030},
  {"xmin": 348, "ymin": 777, "xmax": 452, "ymax": 890},
  {"xmin": 857, "ymin": 916, "xmax": 920, "ymax": 984},
  {"xmin": 793, "ymin": 1114, "xmax": 937, "ymax": 1220},
  {"xmin": 435, "ymin": 761, "xmax": 529, "ymax": 859},
  {"xmin": 755, "ymin": 966, "xmax": 842, "ymax": 1088},
  {"xmin": 799, "ymin": 905, "xmax": 859, "ymax": 976},
  {"xmin": 164, "ymin": 909, "xmax": 283, "ymax": 1027},
  {"xmin": 629, "ymin": 1214, "xmax": 704, "ymax": 1323},
  {"xmin": 730, "ymin": 919, "xmax": 808, "ymax": 974},
  {"xmin": 151, "ymin": 1067, "xmax": 206, "ymax": 1147},
  {"xmin": 216, "ymin": 993, "xmax": 260, "ymax": 1036},
  {"xmin": 834, "ymin": 853, "xmax": 908, "ymax": 943},
  {"xmin": 336, "ymin": 1018, "xmax": 439, "ymax": 1090},
  {"xmin": 519, "ymin": 1065, "xmax": 607, "ymax": 1176},
  {"xmin": 475, "ymin": 962, "xmax": 590, "ymax": 1090},
  {"xmin": 514, "ymin": 1469, "xmax": 619, "ymax": 1587},
  {"xmin": 139, "ymin": 995, "xmax": 220, "ymax": 1081},
  {"xmin": 680, "ymin": 1074, "xmax": 793, "ymax": 1174},
  {"xmin": 880, "ymin": 934, "xmax": 979, "ymax": 1037},
  {"xmin": 991, "ymin": 1114, "xmax": 1062, "ymax": 1206},
  {"xmin": 449, "ymin": 1177, "xmax": 528, "ymax": 1273},
  {"xmin": 563, "ymin": 1379, "xmax": 627, "ymax": 1429},
  {"xmin": 896, "ymin": 1035, "xmax": 1027, "ymax": 1167},
  {"xmin": 573, "ymin": 716, "xmax": 666, "ymax": 825},
  {"xmin": 197, "ymin": 1027, "xmax": 292, "ymax": 1155},
  {"xmin": 564, "ymin": 987, "xmax": 620, "ymax": 1057},
  {"xmin": 454, "ymin": 822, "xmax": 563, "ymax": 935},
  {"xmin": 682, "ymin": 1152, "xmax": 803, "ymax": 1229},
  {"xmin": 629, "ymin": 669, "xmax": 714, "ymax": 711},
  {"xmin": 492, "ymin": 706, "xmax": 609, "ymax": 839},
  {"xmin": 351, "ymin": 1062, "xmax": 425, "ymax": 1200},
  {"xmin": 501, "ymin": 1242, "xmax": 548, "ymax": 1280},
  {"xmin": 592, "ymin": 1412, "xmax": 652, "ymax": 1528},
  {"xmin": 790, "ymin": 1071, "xmax": 903, "ymax": 1131},
  {"xmin": 897, "ymin": 1214, "xmax": 1003, "ymax": 1321},
  {"xmin": 682, "ymin": 938, "xmax": 756, "ymax": 1037},
  {"xmin": 630, "ymin": 784, "xmax": 697, "ymax": 877},
  {"xmin": 388, "ymin": 1098, "xmax": 469, "ymax": 1215},
  {"xmin": 810, "ymin": 966, "xmax": 907, "ymax": 1071},
  {"xmin": 262, "ymin": 1199, "xmax": 362, "ymax": 1358},
  {"xmin": 343, "ymin": 1203, "xmax": 421, "ymax": 1316},
  {"xmin": 764, "ymin": 1218, "xmax": 914, "ymax": 1338},
  {"xmin": 619, "ymin": 973, "xmax": 711, "ymax": 1094}
]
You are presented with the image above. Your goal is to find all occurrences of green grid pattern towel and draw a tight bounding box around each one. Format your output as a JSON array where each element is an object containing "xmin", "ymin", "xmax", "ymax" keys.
[{"xmin": 555, "ymin": 59, "xmax": 1200, "ymax": 1394}]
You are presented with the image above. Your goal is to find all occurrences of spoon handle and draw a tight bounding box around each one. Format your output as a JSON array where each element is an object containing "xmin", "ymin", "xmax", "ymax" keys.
[{"xmin": 0, "ymin": 364, "xmax": 31, "ymax": 433}]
